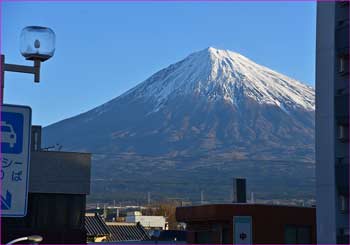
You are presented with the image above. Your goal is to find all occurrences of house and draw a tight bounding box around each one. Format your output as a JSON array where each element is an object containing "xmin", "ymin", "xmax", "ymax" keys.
[
  {"xmin": 85, "ymin": 213, "xmax": 151, "ymax": 243},
  {"xmin": 176, "ymin": 203, "xmax": 316, "ymax": 244},
  {"xmin": 106, "ymin": 222, "xmax": 150, "ymax": 242},
  {"xmin": 126, "ymin": 211, "xmax": 167, "ymax": 230},
  {"xmin": 85, "ymin": 213, "xmax": 109, "ymax": 242}
]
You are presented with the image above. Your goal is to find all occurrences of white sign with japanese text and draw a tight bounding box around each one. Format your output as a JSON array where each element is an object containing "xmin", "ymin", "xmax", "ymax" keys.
[{"xmin": 1, "ymin": 104, "xmax": 31, "ymax": 217}]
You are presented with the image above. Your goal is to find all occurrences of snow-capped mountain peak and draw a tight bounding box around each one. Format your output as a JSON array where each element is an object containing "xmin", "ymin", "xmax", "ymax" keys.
[
  {"xmin": 124, "ymin": 47, "xmax": 314, "ymax": 112},
  {"xmin": 44, "ymin": 46, "xmax": 315, "ymax": 166},
  {"xmin": 42, "ymin": 49, "xmax": 316, "ymax": 204}
]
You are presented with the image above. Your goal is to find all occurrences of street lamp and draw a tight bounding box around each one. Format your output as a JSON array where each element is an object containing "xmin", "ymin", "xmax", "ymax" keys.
[
  {"xmin": 1, "ymin": 26, "xmax": 56, "ymax": 104},
  {"xmin": 6, "ymin": 235, "xmax": 43, "ymax": 244}
]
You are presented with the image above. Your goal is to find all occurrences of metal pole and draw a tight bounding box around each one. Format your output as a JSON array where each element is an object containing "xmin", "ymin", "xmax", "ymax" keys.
[
  {"xmin": 34, "ymin": 60, "xmax": 40, "ymax": 83},
  {"xmin": 4, "ymin": 64, "xmax": 36, "ymax": 74},
  {"xmin": 1, "ymin": 54, "xmax": 4, "ymax": 104},
  {"xmin": 0, "ymin": 54, "xmax": 41, "ymax": 104}
]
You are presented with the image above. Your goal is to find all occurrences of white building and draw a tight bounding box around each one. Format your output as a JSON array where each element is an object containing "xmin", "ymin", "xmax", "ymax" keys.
[{"xmin": 125, "ymin": 211, "xmax": 167, "ymax": 230}]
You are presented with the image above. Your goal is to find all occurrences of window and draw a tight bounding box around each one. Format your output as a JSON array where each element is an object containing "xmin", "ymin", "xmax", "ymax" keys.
[
  {"xmin": 340, "ymin": 195, "xmax": 349, "ymax": 213},
  {"xmin": 339, "ymin": 1, "xmax": 350, "ymax": 7},
  {"xmin": 298, "ymin": 227, "xmax": 312, "ymax": 244},
  {"xmin": 339, "ymin": 55, "xmax": 349, "ymax": 74},
  {"xmin": 338, "ymin": 124, "xmax": 349, "ymax": 142},
  {"xmin": 337, "ymin": 228, "xmax": 350, "ymax": 243},
  {"xmin": 285, "ymin": 225, "xmax": 311, "ymax": 244},
  {"xmin": 222, "ymin": 228, "xmax": 231, "ymax": 244},
  {"xmin": 285, "ymin": 226, "xmax": 297, "ymax": 244},
  {"xmin": 195, "ymin": 231, "xmax": 212, "ymax": 244}
]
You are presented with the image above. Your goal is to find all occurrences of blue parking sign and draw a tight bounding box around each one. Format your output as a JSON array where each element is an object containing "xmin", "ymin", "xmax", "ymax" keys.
[{"xmin": 1, "ymin": 104, "xmax": 31, "ymax": 217}]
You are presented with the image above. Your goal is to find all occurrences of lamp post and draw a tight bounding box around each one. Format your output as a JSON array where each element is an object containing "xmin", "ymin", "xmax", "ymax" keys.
[
  {"xmin": 1, "ymin": 26, "xmax": 56, "ymax": 104},
  {"xmin": 6, "ymin": 235, "xmax": 43, "ymax": 244}
]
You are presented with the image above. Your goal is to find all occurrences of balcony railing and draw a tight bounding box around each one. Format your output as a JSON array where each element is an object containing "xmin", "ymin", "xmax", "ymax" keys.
[
  {"xmin": 335, "ymin": 93, "xmax": 349, "ymax": 123},
  {"xmin": 336, "ymin": 158, "xmax": 349, "ymax": 195},
  {"xmin": 336, "ymin": 24, "xmax": 350, "ymax": 50},
  {"xmin": 337, "ymin": 227, "xmax": 350, "ymax": 244},
  {"xmin": 337, "ymin": 124, "xmax": 349, "ymax": 142}
]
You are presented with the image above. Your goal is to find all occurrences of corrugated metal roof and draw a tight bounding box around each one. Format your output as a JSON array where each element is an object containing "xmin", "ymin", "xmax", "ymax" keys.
[
  {"xmin": 85, "ymin": 214, "xmax": 110, "ymax": 236},
  {"xmin": 106, "ymin": 223, "xmax": 151, "ymax": 242}
]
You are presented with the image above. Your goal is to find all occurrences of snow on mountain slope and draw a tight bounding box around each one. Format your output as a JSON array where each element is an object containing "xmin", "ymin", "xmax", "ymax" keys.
[
  {"xmin": 120, "ymin": 47, "xmax": 314, "ymax": 113},
  {"xmin": 43, "ymin": 47, "xmax": 316, "ymax": 202},
  {"xmin": 43, "ymin": 47, "xmax": 315, "ymax": 160}
]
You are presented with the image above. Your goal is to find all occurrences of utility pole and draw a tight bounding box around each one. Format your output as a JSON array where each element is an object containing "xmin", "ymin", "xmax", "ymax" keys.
[
  {"xmin": 200, "ymin": 190, "xmax": 204, "ymax": 205},
  {"xmin": 147, "ymin": 192, "xmax": 151, "ymax": 205},
  {"xmin": 1, "ymin": 55, "xmax": 4, "ymax": 103},
  {"xmin": 103, "ymin": 204, "xmax": 107, "ymax": 220},
  {"xmin": 116, "ymin": 207, "xmax": 119, "ymax": 219}
]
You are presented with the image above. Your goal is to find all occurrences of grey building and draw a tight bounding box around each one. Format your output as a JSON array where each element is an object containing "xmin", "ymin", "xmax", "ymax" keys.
[{"xmin": 316, "ymin": 1, "xmax": 349, "ymax": 244}]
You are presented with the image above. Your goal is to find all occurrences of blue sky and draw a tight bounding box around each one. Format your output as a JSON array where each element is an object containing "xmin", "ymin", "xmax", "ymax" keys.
[{"xmin": 2, "ymin": 2, "xmax": 316, "ymax": 126}]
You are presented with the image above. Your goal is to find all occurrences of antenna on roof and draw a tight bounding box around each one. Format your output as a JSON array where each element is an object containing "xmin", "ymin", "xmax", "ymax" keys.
[
  {"xmin": 250, "ymin": 192, "xmax": 255, "ymax": 203},
  {"xmin": 200, "ymin": 190, "xmax": 204, "ymax": 205}
]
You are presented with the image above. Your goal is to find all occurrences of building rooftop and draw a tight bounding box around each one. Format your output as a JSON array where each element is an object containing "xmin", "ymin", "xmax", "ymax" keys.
[
  {"xmin": 85, "ymin": 213, "xmax": 109, "ymax": 237},
  {"xmin": 106, "ymin": 222, "xmax": 150, "ymax": 242},
  {"xmin": 182, "ymin": 202, "xmax": 315, "ymax": 209},
  {"xmin": 85, "ymin": 213, "xmax": 151, "ymax": 242},
  {"xmin": 176, "ymin": 203, "xmax": 316, "ymax": 223}
]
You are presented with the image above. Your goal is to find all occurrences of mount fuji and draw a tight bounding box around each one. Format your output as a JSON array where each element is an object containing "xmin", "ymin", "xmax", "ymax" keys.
[{"xmin": 43, "ymin": 47, "xmax": 315, "ymax": 202}]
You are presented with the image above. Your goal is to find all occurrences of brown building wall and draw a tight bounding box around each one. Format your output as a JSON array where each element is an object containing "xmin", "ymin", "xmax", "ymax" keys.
[{"xmin": 176, "ymin": 204, "xmax": 316, "ymax": 244}]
